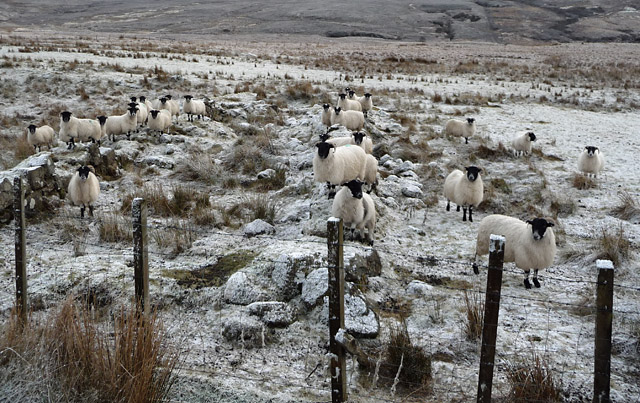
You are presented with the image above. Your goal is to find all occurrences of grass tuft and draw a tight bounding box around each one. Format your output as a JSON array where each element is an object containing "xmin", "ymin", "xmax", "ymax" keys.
[
  {"xmin": 596, "ymin": 224, "xmax": 630, "ymax": 267},
  {"xmin": 463, "ymin": 289, "xmax": 484, "ymax": 341},
  {"xmin": 506, "ymin": 352, "xmax": 562, "ymax": 402}
]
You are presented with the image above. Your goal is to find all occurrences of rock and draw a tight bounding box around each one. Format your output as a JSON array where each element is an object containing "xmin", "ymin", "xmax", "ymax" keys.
[
  {"xmin": 248, "ymin": 301, "xmax": 296, "ymax": 327},
  {"xmin": 346, "ymin": 249, "xmax": 382, "ymax": 282},
  {"xmin": 407, "ymin": 280, "xmax": 433, "ymax": 295},
  {"xmin": 379, "ymin": 154, "xmax": 392, "ymax": 165},
  {"xmin": 137, "ymin": 155, "xmax": 175, "ymax": 169},
  {"xmin": 88, "ymin": 144, "xmax": 119, "ymax": 179},
  {"xmin": 257, "ymin": 168, "xmax": 276, "ymax": 179},
  {"xmin": 243, "ymin": 219, "xmax": 275, "ymax": 237},
  {"xmin": 221, "ymin": 316, "xmax": 264, "ymax": 348},
  {"xmin": 394, "ymin": 160, "xmax": 415, "ymax": 175},
  {"xmin": 271, "ymin": 254, "xmax": 309, "ymax": 301},
  {"xmin": 224, "ymin": 271, "xmax": 267, "ymax": 305},
  {"xmin": 301, "ymin": 268, "xmax": 328, "ymax": 307},
  {"xmin": 345, "ymin": 292, "xmax": 379, "ymax": 338},
  {"xmin": 402, "ymin": 184, "xmax": 423, "ymax": 198}
]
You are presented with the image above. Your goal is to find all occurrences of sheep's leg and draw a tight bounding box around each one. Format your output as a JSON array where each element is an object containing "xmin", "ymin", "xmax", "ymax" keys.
[
  {"xmin": 89, "ymin": 205, "xmax": 94, "ymax": 217},
  {"xmin": 446, "ymin": 200, "xmax": 450, "ymax": 211},
  {"xmin": 468, "ymin": 206, "xmax": 473, "ymax": 222},
  {"xmin": 524, "ymin": 270, "xmax": 532, "ymax": 289},
  {"xmin": 465, "ymin": 137, "xmax": 469, "ymax": 144},
  {"xmin": 462, "ymin": 207, "xmax": 467, "ymax": 222},
  {"xmin": 533, "ymin": 269, "xmax": 540, "ymax": 288},
  {"xmin": 456, "ymin": 205, "xmax": 460, "ymax": 212},
  {"xmin": 80, "ymin": 206, "xmax": 85, "ymax": 219},
  {"xmin": 472, "ymin": 252, "xmax": 480, "ymax": 275}
]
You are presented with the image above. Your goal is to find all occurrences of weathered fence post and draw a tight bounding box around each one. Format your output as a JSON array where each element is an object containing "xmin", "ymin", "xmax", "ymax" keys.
[
  {"xmin": 327, "ymin": 217, "xmax": 347, "ymax": 403},
  {"xmin": 132, "ymin": 198, "xmax": 149, "ymax": 315},
  {"xmin": 594, "ymin": 259, "xmax": 614, "ymax": 403},
  {"xmin": 14, "ymin": 177, "xmax": 27, "ymax": 323},
  {"xmin": 477, "ymin": 234, "xmax": 505, "ymax": 403}
]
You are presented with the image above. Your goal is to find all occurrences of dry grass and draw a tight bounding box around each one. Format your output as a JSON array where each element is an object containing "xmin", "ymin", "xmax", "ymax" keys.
[
  {"xmin": 611, "ymin": 191, "xmax": 640, "ymax": 221},
  {"xmin": 99, "ymin": 210, "xmax": 133, "ymax": 243},
  {"xmin": 596, "ymin": 224, "xmax": 630, "ymax": 267},
  {"xmin": 14, "ymin": 132, "xmax": 35, "ymax": 161},
  {"xmin": 121, "ymin": 183, "xmax": 209, "ymax": 218},
  {"xmin": 151, "ymin": 218, "xmax": 197, "ymax": 257},
  {"xmin": 572, "ymin": 173, "xmax": 597, "ymax": 189},
  {"xmin": 506, "ymin": 352, "xmax": 562, "ymax": 402},
  {"xmin": 463, "ymin": 289, "xmax": 484, "ymax": 341},
  {"xmin": 0, "ymin": 298, "xmax": 179, "ymax": 402}
]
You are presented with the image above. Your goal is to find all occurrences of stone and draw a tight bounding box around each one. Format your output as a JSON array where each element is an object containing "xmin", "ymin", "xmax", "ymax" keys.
[
  {"xmin": 224, "ymin": 271, "xmax": 267, "ymax": 305},
  {"xmin": 407, "ymin": 280, "xmax": 433, "ymax": 295},
  {"xmin": 257, "ymin": 168, "xmax": 276, "ymax": 179},
  {"xmin": 248, "ymin": 301, "xmax": 296, "ymax": 327},
  {"xmin": 402, "ymin": 184, "xmax": 423, "ymax": 198},
  {"xmin": 243, "ymin": 219, "xmax": 275, "ymax": 237},
  {"xmin": 345, "ymin": 292, "xmax": 379, "ymax": 338},
  {"xmin": 271, "ymin": 254, "xmax": 308, "ymax": 301},
  {"xmin": 394, "ymin": 160, "xmax": 415, "ymax": 175},
  {"xmin": 301, "ymin": 268, "xmax": 328, "ymax": 307},
  {"xmin": 221, "ymin": 316, "xmax": 264, "ymax": 348},
  {"xmin": 346, "ymin": 249, "xmax": 382, "ymax": 282}
]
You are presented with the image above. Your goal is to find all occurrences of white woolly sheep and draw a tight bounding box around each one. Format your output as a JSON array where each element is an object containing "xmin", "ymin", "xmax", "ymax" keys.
[
  {"xmin": 474, "ymin": 215, "xmax": 556, "ymax": 289},
  {"xmin": 443, "ymin": 166, "xmax": 484, "ymax": 222},
  {"xmin": 104, "ymin": 106, "xmax": 138, "ymax": 141},
  {"xmin": 321, "ymin": 104, "xmax": 334, "ymax": 130},
  {"xmin": 164, "ymin": 94, "xmax": 180, "ymax": 120},
  {"xmin": 357, "ymin": 93, "xmax": 373, "ymax": 117},
  {"xmin": 332, "ymin": 179, "xmax": 376, "ymax": 245},
  {"xmin": 68, "ymin": 165, "xmax": 100, "ymax": 218},
  {"xmin": 512, "ymin": 131, "xmax": 536, "ymax": 156},
  {"xmin": 331, "ymin": 107, "xmax": 365, "ymax": 131},
  {"xmin": 59, "ymin": 111, "xmax": 102, "ymax": 149},
  {"xmin": 26, "ymin": 124, "xmax": 55, "ymax": 152},
  {"xmin": 444, "ymin": 117, "xmax": 476, "ymax": 144},
  {"xmin": 97, "ymin": 116, "xmax": 107, "ymax": 144},
  {"xmin": 352, "ymin": 131, "xmax": 373, "ymax": 154},
  {"xmin": 363, "ymin": 154, "xmax": 378, "ymax": 193},
  {"xmin": 148, "ymin": 109, "xmax": 172, "ymax": 135},
  {"xmin": 183, "ymin": 95, "xmax": 206, "ymax": 122},
  {"xmin": 578, "ymin": 146, "xmax": 605, "ymax": 177},
  {"xmin": 129, "ymin": 97, "xmax": 148, "ymax": 130},
  {"xmin": 153, "ymin": 97, "xmax": 178, "ymax": 121},
  {"xmin": 313, "ymin": 141, "xmax": 367, "ymax": 198},
  {"xmin": 139, "ymin": 96, "xmax": 154, "ymax": 121},
  {"xmin": 319, "ymin": 131, "xmax": 373, "ymax": 155},
  {"xmin": 337, "ymin": 93, "xmax": 363, "ymax": 112},
  {"xmin": 347, "ymin": 89, "xmax": 357, "ymax": 100}
]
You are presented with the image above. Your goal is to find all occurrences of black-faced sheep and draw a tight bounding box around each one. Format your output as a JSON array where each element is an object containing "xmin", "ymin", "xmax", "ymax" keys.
[
  {"xmin": 313, "ymin": 141, "xmax": 366, "ymax": 198},
  {"xmin": 512, "ymin": 131, "xmax": 536, "ymax": 157},
  {"xmin": 337, "ymin": 93, "xmax": 362, "ymax": 112},
  {"xmin": 59, "ymin": 111, "xmax": 102, "ymax": 149},
  {"xmin": 357, "ymin": 93, "xmax": 373, "ymax": 117},
  {"xmin": 474, "ymin": 215, "xmax": 556, "ymax": 289},
  {"xmin": 578, "ymin": 146, "xmax": 605, "ymax": 177},
  {"xmin": 444, "ymin": 117, "xmax": 476, "ymax": 144},
  {"xmin": 68, "ymin": 165, "xmax": 100, "ymax": 218},
  {"xmin": 443, "ymin": 166, "xmax": 484, "ymax": 222},
  {"xmin": 26, "ymin": 124, "xmax": 55, "ymax": 152},
  {"xmin": 105, "ymin": 106, "xmax": 138, "ymax": 141},
  {"xmin": 331, "ymin": 107, "xmax": 365, "ymax": 131},
  {"xmin": 148, "ymin": 109, "xmax": 172, "ymax": 135},
  {"xmin": 183, "ymin": 95, "xmax": 206, "ymax": 122},
  {"xmin": 331, "ymin": 179, "xmax": 376, "ymax": 245}
]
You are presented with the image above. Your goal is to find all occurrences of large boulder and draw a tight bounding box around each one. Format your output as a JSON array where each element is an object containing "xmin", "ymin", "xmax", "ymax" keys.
[{"xmin": 224, "ymin": 271, "xmax": 268, "ymax": 305}]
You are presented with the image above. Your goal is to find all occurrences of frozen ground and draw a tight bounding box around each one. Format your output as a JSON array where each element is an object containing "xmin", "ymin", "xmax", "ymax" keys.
[{"xmin": 0, "ymin": 32, "xmax": 639, "ymax": 402}]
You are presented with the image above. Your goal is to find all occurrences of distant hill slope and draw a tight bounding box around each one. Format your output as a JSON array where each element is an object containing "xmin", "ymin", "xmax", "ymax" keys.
[{"xmin": 1, "ymin": 0, "xmax": 639, "ymax": 43}]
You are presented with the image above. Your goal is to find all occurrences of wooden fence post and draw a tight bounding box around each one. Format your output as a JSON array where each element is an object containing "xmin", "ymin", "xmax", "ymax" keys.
[
  {"xmin": 14, "ymin": 177, "xmax": 27, "ymax": 323},
  {"xmin": 477, "ymin": 234, "xmax": 505, "ymax": 403},
  {"xmin": 132, "ymin": 198, "xmax": 149, "ymax": 315},
  {"xmin": 594, "ymin": 259, "xmax": 614, "ymax": 403},
  {"xmin": 328, "ymin": 217, "xmax": 347, "ymax": 403}
]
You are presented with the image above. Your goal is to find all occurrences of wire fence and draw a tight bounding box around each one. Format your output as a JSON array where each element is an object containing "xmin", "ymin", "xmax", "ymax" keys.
[{"xmin": 1, "ymin": 200, "xmax": 639, "ymax": 402}]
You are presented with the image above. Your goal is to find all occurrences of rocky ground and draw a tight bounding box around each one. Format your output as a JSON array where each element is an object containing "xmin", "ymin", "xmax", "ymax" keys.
[{"xmin": 0, "ymin": 32, "xmax": 639, "ymax": 402}]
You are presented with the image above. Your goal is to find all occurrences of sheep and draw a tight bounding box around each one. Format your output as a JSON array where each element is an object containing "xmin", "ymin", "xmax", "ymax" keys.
[
  {"xmin": 104, "ymin": 106, "xmax": 138, "ymax": 141},
  {"xmin": 357, "ymin": 93, "xmax": 373, "ymax": 117},
  {"xmin": 152, "ymin": 97, "xmax": 174, "ymax": 119},
  {"xmin": 474, "ymin": 215, "xmax": 556, "ymax": 289},
  {"xmin": 164, "ymin": 94, "xmax": 180, "ymax": 120},
  {"xmin": 97, "ymin": 116, "xmax": 107, "ymax": 144},
  {"xmin": 331, "ymin": 179, "xmax": 376, "ymax": 245},
  {"xmin": 318, "ymin": 132, "xmax": 372, "ymax": 154},
  {"xmin": 331, "ymin": 107, "xmax": 365, "ymax": 131},
  {"xmin": 347, "ymin": 89, "xmax": 357, "ymax": 100},
  {"xmin": 139, "ymin": 96, "xmax": 154, "ymax": 121},
  {"xmin": 512, "ymin": 131, "xmax": 536, "ymax": 156},
  {"xmin": 129, "ymin": 97, "xmax": 148, "ymax": 130},
  {"xmin": 67, "ymin": 165, "xmax": 100, "ymax": 218},
  {"xmin": 148, "ymin": 109, "xmax": 172, "ymax": 135},
  {"xmin": 337, "ymin": 93, "xmax": 363, "ymax": 112},
  {"xmin": 59, "ymin": 111, "xmax": 102, "ymax": 149},
  {"xmin": 443, "ymin": 166, "xmax": 484, "ymax": 222},
  {"xmin": 352, "ymin": 131, "xmax": 373, "ymax": 154},
  {"xmin": 444, "ymin": 117, "xmax": 476, "ymax": 144},
  {"xmin": 313, "ymin": 141, "xmax": 367, "ymax": 198},
  {"xmin": 363, "ymin": 154, "xmax": 378, "ymax": 193},
  {"xmin": 26, "ymin": 124, "xmax": 55, "ymax": 152},
  {"xmin": 183, "ymin": 95, "xmax": 206, "ymax": 122},
  {"xmin": 578, "ymin": 146, "xmax": 605, "ymax": 177},
  {"xmin": 321, "ymin": 104, "xmax": 334, "ymax": 130}
]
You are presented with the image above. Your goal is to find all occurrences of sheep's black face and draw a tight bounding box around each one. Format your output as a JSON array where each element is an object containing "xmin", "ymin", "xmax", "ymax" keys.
[
  {"xmin": 77, "ymin": 166, "xmax": 91, "ymax": 181},
  {"xmin": 467, "ymin": 117, "xmax": 475, "ymax": 124},
  {"xmin": 527, "ymin": 218, "xmax": 554, "ymax": 241},
  {"xmin": 128, "ymin": 107, "xmax": 138, "ymax": 116},
  {"xmin": 319, "ymin": 133, "xmax": 331, "ymax": 142},
  {"xmin": 334, "ymin": 107, "xmax": 342, "ymax": 115},
  {"xmin": 130, "ymin": 96, "xmax": 137, "ymax": 102},
  {"xmin": 150, "ymin": 110, "xmax": 159, "ymax": 119},
  {"xmin": 139, "ymin": 96, "xmax": 146, "ymax": 102},
  {"xmin": 348, "ymin": 90, "xmax": 356, "ymax": 98},
  {"xmin": 465, "ymin": 166, "xmax": 482, "ymax": 182},
  {"xmin": 352, "ymin": 132, "xmax": 365, "ymax": 145},
  {"xmin": 322, "ymin": 104, "xmax": 330, "ymax": 111},
  {"xmin": 527, "ymin": 132, "xmax": 536, "ymax": 142},
  {"xmin": 344, "ymin": 179, "xmax": 363, "ymax": 199},
  {"xmin": 97, "ymin": 116, "xmax": 107, "ymax": 125},
  {"xmin": 184, "ymin": 95, "xmax": 193, "ymax": 101},
  {"xmin": 160, "ymin": 97, "xmax": 167, "ymax": 105},
  {"xmin": 165, "ymin": 94, "xmax": 173, "ymax": 100},
  {"xmin": 27, "ymin": 124, "xmax": 37, "ymax": 134},
  {"xmin": 61, "ymin": 111, "xmax": 72, "ymax": 122},
  {"xmin": 364, "ymin": 93, "xmax": 371, "ymax": 98},
  {"xmin": 128, "ymin": 102, "xmax": 138, "ymax": 108},
  {"xmin": 316, "ymin": 142, "xmax": 334, "ymax": 159},
  {"xmin": 585, "ymin": 146, "xmax": 598, "ymax": 156},
  {"xmin": 338, "ymin": 93, "xmax": 346, "ymax": 100}
]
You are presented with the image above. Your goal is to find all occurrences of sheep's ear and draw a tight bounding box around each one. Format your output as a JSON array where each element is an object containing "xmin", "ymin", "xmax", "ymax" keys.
[
  {"xmin": 526, "ymin": 220, "xmax": 533, "ymax": 225},
  {"xmin": 315, "ymin": 142, "xmax": 322, "ymax": 148},
  {"xmin": 547, "ymin": 222, "xmax": 555, "ymax": 227}
]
